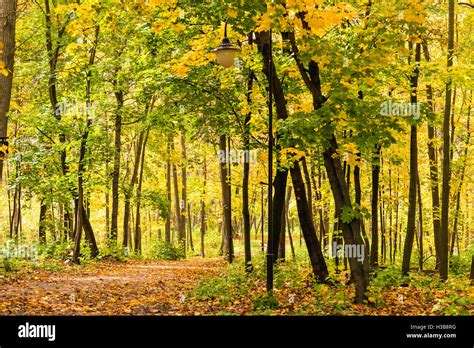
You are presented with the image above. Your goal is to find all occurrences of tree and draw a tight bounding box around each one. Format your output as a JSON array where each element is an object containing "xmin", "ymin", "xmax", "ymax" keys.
[
  {"xmin": 0, "ymin": 0, "xmax": 17, "ymax": 182},
  {"xmin": 440, "ymin": 0, "xmax": 455, "ymax": 281},
  {"xmin": 402, "ymin": 43, "xmax": 421, "ymax": 277}
]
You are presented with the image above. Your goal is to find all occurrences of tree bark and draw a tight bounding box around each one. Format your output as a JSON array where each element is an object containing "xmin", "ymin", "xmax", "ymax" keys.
[
  {"xmin": 219, "ymin": 134, "xmax": 233, "ymax": 262},
  {"xmin": 123, "ymin": 130, "xmax": 144, "ymax": 249},
  {"xmin": 179, "ymin": 131, "xmax": 187, "ymax": 255},
  {"xmin": 0, "ymin": 0, "xmax": 17, "ymax": 181},
  {"xmin": 417, "ymin": 174, "xmax": 423, "ymax": 271},
  {"xmin": 370, "ymin": 145, "xmax": 381, "ymax": 267},
  {"xmin": 290, "ymin": 161, "xmax": 328, "ymax": 281},
  {"xmin": 440, "ymin": 0, "xmax": 455, "ymax": 280},
  {"xmin": 134, "ymin": 128, "xmax": 149, "ymax": 254},
  {"xmin": 165, "ymin": 137, "xmax": 172, "ymax": 243},
  {"xmin": 422, "ymin": 40, "xmax": 442, "ymax": 270},
  {"xmin": 200, "ymin": 155, "xmax": 207, "ymax": 257},
  {"xmin": 402, "ymin": 43, "xmax": 421, "ymax": 276},
  {"xmin": 171, "ymin": 135, "xmax": 181, "ymax": 245},
  {"xmin": 450, "ymin": 96, "xmax": 470, "ymax": 257},
  {"xmin": 72, "ymin": 120, "xmax": 91, "ymax": 264},
  {"xmin": 111, "ymin": 88, "xmax": 123, "ymax": 243}
]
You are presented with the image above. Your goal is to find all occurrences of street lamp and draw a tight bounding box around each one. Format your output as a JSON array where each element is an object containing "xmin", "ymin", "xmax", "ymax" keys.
[
  {"xmin": 214, "ymin": 23, "xmax": 274, "ymax": 295},
  {"xmin": 213, "ymin": 21, "xmax": 240, "ymax": 68}
]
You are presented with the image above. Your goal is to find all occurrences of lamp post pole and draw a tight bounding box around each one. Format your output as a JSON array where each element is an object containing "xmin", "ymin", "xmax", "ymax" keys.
[{"xmin": 266, "ymin": 28, "xmax": 274, "ymax": 295}]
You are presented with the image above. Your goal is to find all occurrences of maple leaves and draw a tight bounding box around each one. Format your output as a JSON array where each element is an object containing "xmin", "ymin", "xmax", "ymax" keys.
[
  {"xmin": 0, "ymin": 258, "xmax": 223, "ymax": 315},
  {"xmin": 0, "ymin": 255, "xmax": 471, "ymax": 316}
]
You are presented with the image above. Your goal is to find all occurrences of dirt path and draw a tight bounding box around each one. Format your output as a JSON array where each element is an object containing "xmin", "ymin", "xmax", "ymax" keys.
[{"xmin": 0, "ymin": 257, "xmax": 225, "ymax": 315}]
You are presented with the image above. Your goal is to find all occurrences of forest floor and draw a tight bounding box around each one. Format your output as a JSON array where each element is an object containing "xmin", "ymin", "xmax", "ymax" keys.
[
  {"xmin": 0, "ymin": 257, "xmax": 224, "ymax": 315},
  {"xmin": 0, "ymin": 257, "xmax": 472, "ymax": 315}
]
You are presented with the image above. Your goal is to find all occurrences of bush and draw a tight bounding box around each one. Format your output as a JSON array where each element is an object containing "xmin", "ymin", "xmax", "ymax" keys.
[
  {"xmin": 449, "ymin": 255, "xmax": 470, "ymax": 275},
  {"xmin": 150, "ymin": 240, "xmax": 185, "ymax": 260},
  {"xmin": 371, "ymin": 266, "xmax": 405, "ymax": 288},
  {"xmin": 39, "ymin": 241, "xmax": 72, "ymax": 260},
  {"xmin": 1, "ymin": 257, "xmax": 18, "ymax": 272},
  {"xmin": 252, "ymin": 293, "xmax": 279, "ymax": 311},
  {"xmin": 99, "ymin": 244, "xmax": 127, "ymax": 261}
]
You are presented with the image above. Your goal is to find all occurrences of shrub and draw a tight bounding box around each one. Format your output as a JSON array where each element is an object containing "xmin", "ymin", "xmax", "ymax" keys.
[
  {"xmin": 150, "ymin": 240, "xmax": 185, "ymax": 260},
  {"xmin": 252, "ymin": 293, "xmax": 279, "ymax": 312},
  {"xmin": 1, "ymin": 257, "xmax": 18, "ymax": 272},
  {"xmin": 371, "ymin": 266, "xmax": 405, "ymax": 288},
  {"xmin": 39, "ymin": 241, "xmax": 72, "ymax": 260}
]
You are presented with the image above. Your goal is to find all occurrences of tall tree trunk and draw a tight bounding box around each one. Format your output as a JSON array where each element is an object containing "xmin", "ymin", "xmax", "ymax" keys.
[
  {"xmin": 440, "ymin": 0, "xmax": 455, "ymax": 280},
  {"xmin": 370, "ymin": 145, "xmax": 382, "ymax": 267},
  {"xmin": 286, "ymin": 186, "xmax": 295, "ymax": 260},
  {"xmin": 134, "ymin": 128, "xmax": 150, "ymax": 254},
  {"xmin": 0, "ymin": 0, "xmax": 17, "ymax": 181},
  {"xmin": 290, "ymin": 161, "xmax": 328, "ymax": 281},
  {"xmin": 171, "ymin": 135, "xmax": 181, "ymax": 246},
  {"xmin": 200, "ymin": 155, "xmax": 207, "ymax": 257},
  {"xmin": 165, "ymin": 138, "xmax": 172, "ymax": 243},
  {"xmin": 124, "ymin": 130, "xmax": 144, "ymax": 249},
  {"xmin": 450, "ymin": 98, "xmax": 470, "ymax": 257},
  {"xmin": 39, "ymin": 199, "xmax": 48, "ymax": 245},
  {"xmin": 402, "ymin": 43, "xmax": 421, "ymax": 276},
  {"xmin": 44, "ymin": 0, "xmax": 71, "ymax": 236},
  {"xmin": 179, "ymin": 131, "xmax": 187, "ymax": 255},
  {"xmin": 72, "ymin": 120, "xmax": 91, "ymax": 264},
  {"xmin": 354, "ymin": 157, "xmax": 370, "ymax": 251},
  {"xmin": 422, "ymin": 40, "xmax": 442, "ymax": 270},
  {"xmin": 394, "ymin": 169, "xmax": 400, "ymax": 261},
  {"xmin": 219, "ymin": 135, "xmax": 233, "ymax": 262},
  {"xmin": 417, "ymin": 174, "xmax": 423, "ymax": 271},
  {"xmin": 388, "ymin": 168, "xmax": 393, "ymax": 264},
  {"xmin": 10, "ymin": 184, "xmax": 20, "ymax": 241},
  {"xmin": 111, "ymin": 88, "xmax": 123, "ymax": 243},
  {"xmin": 301, "ymin": 157, "xmax": 314, "ymax": 227}
]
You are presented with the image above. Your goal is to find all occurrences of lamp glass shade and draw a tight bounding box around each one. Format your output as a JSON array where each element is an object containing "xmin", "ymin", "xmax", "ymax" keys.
[{"xmin": 216, "ymin": 48, "xmax": 239, "ymax": 68}]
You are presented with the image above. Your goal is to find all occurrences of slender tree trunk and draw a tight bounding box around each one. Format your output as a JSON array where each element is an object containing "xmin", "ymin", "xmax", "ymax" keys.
[
  {"xmin": 11, "ymin": 184, "xmax": 20, "ymax": 241},
  {"xmin": 134, "ymin": 128, "xmax": 149, "ymax": 254},
  {"xmin": 200, "ymin": 155, "xmax": 207, "ymax": 257},
  {"xmin": 187, "ymin": 203, "xmax": 194, "ymax": 252},
  {"xmin": 290, "ymin": 161, "xmax": 328, "ymax": 281},
  {"xmin": 470, "ymin": 255, "xmax": 474, "ymax": 283},
  {"xmin": 286, "ymin": 186, "xmax": 295, "ymax": 259},
  {"xmin": 422, "ymin": 40, "xmax": 442, "ymax": 269},
  {"xmin": 0, "ymin": 0, "xmax": 17, "ymax": 181},
  {"xmin": 219, "ymin": 135, "xmax": 233, "ymax": 262},
  {"xmin": 165, "ymin": 138, "xmax": 172, "ymax": 243},
  {"xmin": 371, "ymin": 145, "xmax": 381, "ymax": 267},
  {"xmin": 123, "ymin": 131, "xmax": 144, "ymax": 249},
  {"xmin": 440, "ymin": 0, "xmax": 455, "ymax": 280},
  {"xmin": 261, "ymin": 186, "xmax": 265, "ymax": 252},
  {"xmin": 354, "ymin": 157, "xmax": 370, "ymax": 252},
  {"xmin": 111, "ymin": 88, "xmax": 123, "ymax": 243},
  {"xmin": 402, "ymin": 43, "xmax": 421, "ymax": 277},
  {"xmin": 179, "ymin": 131, "xmax": 187, "ymax": 255},
  {"xmin": 417, "ymin": 174, "xmax": 423, "ymax": 271},
  {"xmin": 301, "ymin": 157, "xmax": 314, "ymax": 227},
  {"xmin": 44, "ymin": 0, "xmax": 72, "ymax": 237},
  {"xmin": 389, "ymin": 168, "xmax": 393, "ymax": 264},
  {"xmin": 72, "ymin": 120, "xmax": 91, "ymax": 264},
  {"xmin": 450, "ymin": 99, "xmax": 470, "ymax": 257}
]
